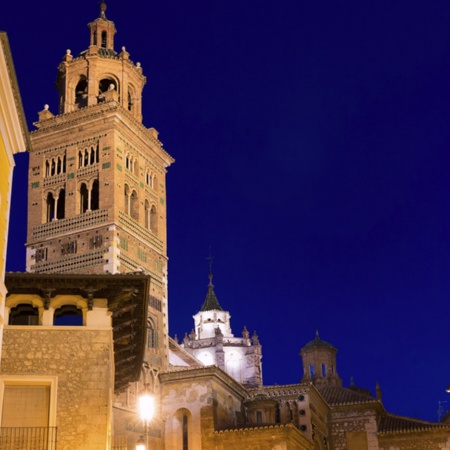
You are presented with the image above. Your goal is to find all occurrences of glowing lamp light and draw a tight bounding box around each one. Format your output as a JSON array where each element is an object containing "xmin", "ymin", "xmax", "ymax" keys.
[
  {"xmin": 135, "ymin": 435, "xmax": 146, "ymax": 450},
  {"xmin": 446, "ymin": 384, "xmax": 450, "ymax": 393},
  {"xmin": 138, "ymin": 393, "xmax": 155, "ymax": 423}
]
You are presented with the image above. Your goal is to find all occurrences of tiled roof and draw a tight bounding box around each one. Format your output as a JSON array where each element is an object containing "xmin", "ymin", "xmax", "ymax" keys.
[
  {"xmin": 200, "ymin": 273, "xmax": 223, "ymax": 311},
  {"xmin": 302, "ymin": 331, "xmax": 336, "ymax": 351},
  {"xmin": 318, "ymin": 386, "xmax": 378, "ymax": 406},
  {"xmin": 215, "ymin": 423, "xmax": 298, "ymax": 433},
  {"xmin": 378, "ymin": 413, "xmax": 450, "ymax": 434}
]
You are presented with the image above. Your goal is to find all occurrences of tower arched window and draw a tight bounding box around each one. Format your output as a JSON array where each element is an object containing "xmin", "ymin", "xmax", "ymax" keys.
[
  {"xmin": 57, "ymin": 157, "xmax": 61, "ymax": 174},
  {"xmin": 150, "ymin": 205, "xmax": 157, "ymax": 233},
  {"xmin": 91, "ymin": 179, "xmax": 99, "ymax": 211},
  {"xmin": 80, "ymin": 180, "xmax": 99, "ymax": 214},
  {"xmin": 45, "ymin": 160, "xmax": 50, "ymax": 177},
  {"xmin": 51, "ymin": 159, "xmax": 55, "ymax": 176},
  {"xmin": 46, "ymin": 192, "xmax": 55, "ymax": 222},
  {"xmin": 75, "ymin": 76, "xmax": 88, "ymax": 109},
  {"xmin": 84, "ymin": 149, "xmax": 89, "ymax": 166},
  {"xmin": 78, "ymin": 151, "xmax": 83, "ymax": 168},
  {"xmin": 128, "ymin": 91, "xmax": 133, "ymax": 112},
  {"xmin": 101, "ymin": 31, "xmax": 107, "ymax": 48},
  {"xmin": 90, "ymin": 147, "xmax": 96, "ymax": 164},
  {"xmin": 124, "ymin": 184, "xmax": 130, "ymax": 215},
  {"xmin": 130, "ymin": 190, "xmax": 139, "ymax": 221},
  {"xmin": 98, "ymin": 78, "xmax": 117, "ymax": 102},
  {"xmin": 56, "ymin": 189, "xmax": 65, "ymax": 220},
  {"xmin": 80, "ymin": 183, "xmax": 88, "ymax": 214},
  {"xmin": 145, "ymin": 200, "xmax": 150, "ymax": 229}
]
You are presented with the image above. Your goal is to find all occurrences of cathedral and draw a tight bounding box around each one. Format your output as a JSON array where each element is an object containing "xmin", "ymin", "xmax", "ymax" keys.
[{"xmin": 1, "ymin": 2, "xmax": 450, "ymax": 449}]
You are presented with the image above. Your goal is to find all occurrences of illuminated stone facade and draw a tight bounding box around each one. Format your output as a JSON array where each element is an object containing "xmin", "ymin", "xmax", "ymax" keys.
[
  {"xmin": 3, "ymin": 3, "xmax": 450, "ymax": 450},
  {"xmin": 24, "ymin": 4, "xmax": 173, "ymax": 393},
  {"xmin": 181, "ymin": 273, "xmax": 263, "ymax": 387}
]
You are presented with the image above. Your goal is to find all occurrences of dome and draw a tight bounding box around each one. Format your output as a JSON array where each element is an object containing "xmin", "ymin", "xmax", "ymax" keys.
[{"xmin": 302, "ymin": 331, "xmax": 336, "ymax": 351}]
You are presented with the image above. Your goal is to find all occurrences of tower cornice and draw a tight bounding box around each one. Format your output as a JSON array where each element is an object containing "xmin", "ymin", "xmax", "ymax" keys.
[{"xmin": 31, "ymin": 101, "xmax": 175, "ymax": 167}]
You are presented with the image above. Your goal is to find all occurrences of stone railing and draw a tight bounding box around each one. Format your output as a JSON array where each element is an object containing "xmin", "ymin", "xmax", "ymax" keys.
[
  {"xmin": 43, "ymin": 173, "xmax": 66, "ymax": 187},
  {"xmin": 32, "ymin": 209, "xmax": 109, "ymax": 239}
]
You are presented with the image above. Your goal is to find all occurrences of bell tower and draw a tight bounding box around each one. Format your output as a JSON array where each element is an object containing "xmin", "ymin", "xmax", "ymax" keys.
[
  {"xmin": 26, "ymin": 1, "xmax": 174, "ymax": 372},
  {"xmin": 300, "ymin": 331, "xmax": 342, "ymax": 387},
  {"xmin": 55, "ymin": 1, "xmax": 144, "ymax": 121}
]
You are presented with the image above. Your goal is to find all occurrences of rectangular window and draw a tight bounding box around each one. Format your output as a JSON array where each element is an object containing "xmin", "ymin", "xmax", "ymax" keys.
[
  {"xmin": 322, "ymin": 364, "xmax": 327, "ymax": 377},
  {"xmin": 309, "ymin": 364, "xmax": 315, "ymax": 377},
  {"xmin": 0, "ymin": 376, "xmax": 57, "ymax": 425},
  {"xmin": 2, "ymin": 385, "xmax": 50, "ymax": 427}
]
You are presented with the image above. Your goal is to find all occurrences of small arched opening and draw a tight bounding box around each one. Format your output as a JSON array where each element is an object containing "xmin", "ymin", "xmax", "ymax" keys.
[
  {"xmin": 128, "ymin": 91, "xmax": 133, "ymax": 112},
  {"xmin": 98, "ymin": 78, "xmax": 117, "ymax": 102},
  {"xmin": 80, "ymin": 183, "xmax": 88, "ymax": 214},
  {"xmin": 56, "ymin": 189, "xmax": 65, "ymax": 220},
  {"xmin": 9, "ymin": 303, "xmax": 39, "ymax": 325},
  {"xmin": 54, "ymin": 305, "xmax": 83, "ymax": 326},
  {"xmin": 150, "ymin": 205, "xmax": 157, "ymax": 233},
  {"xmin": 145, "ymin": 200, "xmax": 150, "ymax": 229},
  {"xmin": 91, "ymin": 179, "xmax": 99, "ymax": 211},
  {"xmin": 124, "ymin": 184, "xmax": 130, "ymax": 215},
  {"xmin": 101, "ymin": 31, "xmax": 107, "ymax": 48},
  {"xmin": 172, "ymin": 409, "xmax": 192, "ymax": 450},
  {"xmin": 90, "ymin": 147, "xmax": 96, "ymax": 164},
  {"xmin": 130, "ymin": 190, "xmax": 139, "ymax": 221},
  {"xmin": 46, "ymin": 192, "xmax": 55, "ymax": 222},
  {"xmin": 75, "ymin": 76, "xmax": 88, "ymax": 109}
]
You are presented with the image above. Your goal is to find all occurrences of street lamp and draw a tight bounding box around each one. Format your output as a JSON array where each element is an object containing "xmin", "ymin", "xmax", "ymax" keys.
[
  {"xmin": 136, "ymin": 392, "xmax": 155, "ymax": 450},
  {"xmin": 135, "ymin": 435, "xmax": 146, "ymax": 450}
]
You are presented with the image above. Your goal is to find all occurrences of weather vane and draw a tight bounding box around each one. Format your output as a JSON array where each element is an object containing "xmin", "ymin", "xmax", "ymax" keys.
[{"xmin": 206, "ymin": 247, "xmax": 214, "ymax": 274}]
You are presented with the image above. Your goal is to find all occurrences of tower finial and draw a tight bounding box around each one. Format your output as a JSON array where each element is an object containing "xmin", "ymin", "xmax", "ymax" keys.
[
  {"xmin": 206, "ymin": 247, "xmax": 215, "ymax": 286},
  {"xmin": 100, "ymin": 0, "xmax": 107, "ymax": 18},
  {"xmin": 315, "ymin": 329, "xmax": 320, "ymax": 340},
  {"xmin": 376, "ymin": 381, "xmax": 383, "ymax": 401}
]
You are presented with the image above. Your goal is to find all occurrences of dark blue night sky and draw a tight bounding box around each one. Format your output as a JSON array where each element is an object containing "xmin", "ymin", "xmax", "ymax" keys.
[{"xmin": 3, "ymin": 0, "xmax": 450, "ymax": 421}]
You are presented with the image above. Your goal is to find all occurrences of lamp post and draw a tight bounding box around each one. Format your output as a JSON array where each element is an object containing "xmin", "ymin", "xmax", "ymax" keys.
[{"xmin": 136, "ymin": 392, "xmax": 155, "ymax": 450}]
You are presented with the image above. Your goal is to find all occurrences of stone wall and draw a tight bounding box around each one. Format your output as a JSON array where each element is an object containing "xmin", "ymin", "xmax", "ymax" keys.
[
  {"xmin": 0, "ymin": 327, "xmax": 114, "ymax": 450},
  {"xmin": 329, "ymin": 409, "xmax": 379, "ymax": 450},
  {"xmin": 378, "ymin": 432, "xmax": 450, "ymax": 450},
  {"xmin": 205, "ymin": 423, "xmax": 314, "ymax": 450}
]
